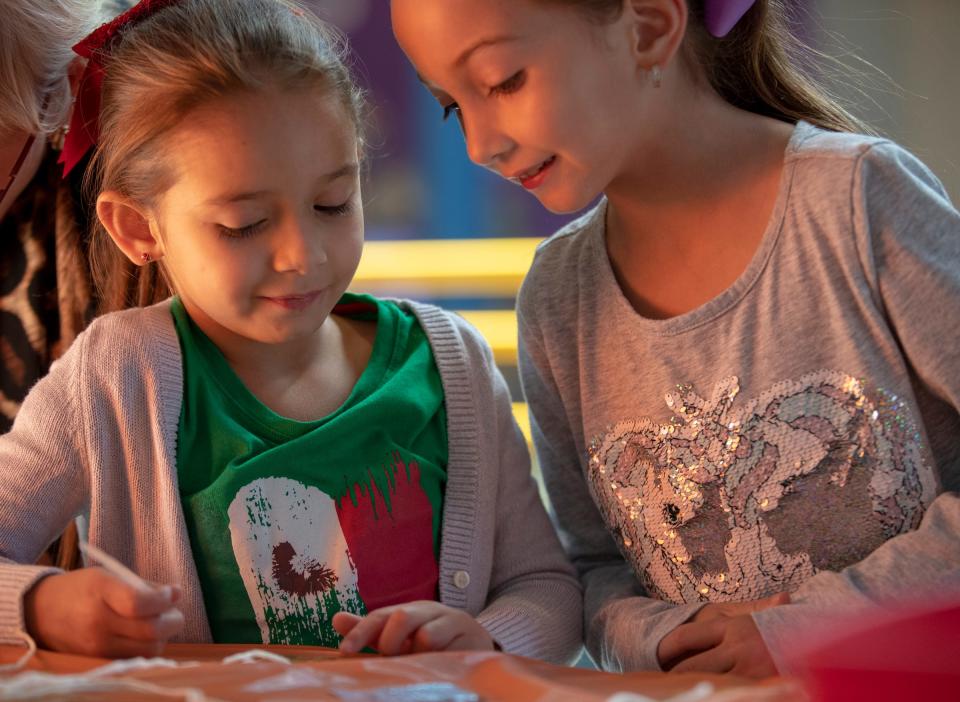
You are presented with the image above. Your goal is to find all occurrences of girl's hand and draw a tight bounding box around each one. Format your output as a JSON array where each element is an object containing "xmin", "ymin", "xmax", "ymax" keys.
[
  {"xmin": 657, "ymin": 592, "xmax": 789, "ymax": 678},
  {"xmin": 690, "ymin": 591, "xmax": 791, "ymax": 624},
  {"xmin": 23, "ymin": 568, "xmax": 184, "ymax": 658},
  {"xmin": 333, "ymin": 601, "xmax": 496, "ymax": 655}
]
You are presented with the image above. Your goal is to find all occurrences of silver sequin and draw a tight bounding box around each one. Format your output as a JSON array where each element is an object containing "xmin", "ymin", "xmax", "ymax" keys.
[{"xmin": 586, "ymin": 371, "xmax": 935, "ymax": 604}]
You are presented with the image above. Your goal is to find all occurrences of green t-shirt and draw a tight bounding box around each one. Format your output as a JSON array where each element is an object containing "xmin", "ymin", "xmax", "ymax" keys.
[{"xmin": 171, "ymin": 293, "xmax": 447, "ymax": 646}]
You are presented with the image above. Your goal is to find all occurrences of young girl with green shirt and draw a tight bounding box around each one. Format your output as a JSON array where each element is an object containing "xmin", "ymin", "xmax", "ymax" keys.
[{"xmin": 0, "ymin": 0, "xmax": 581, "ymax": 664}]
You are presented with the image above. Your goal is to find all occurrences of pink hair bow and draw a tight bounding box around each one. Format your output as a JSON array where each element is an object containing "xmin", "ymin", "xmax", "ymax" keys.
[
  {"xmin": 704, "ymin": 0, "xmax": 758, "ymax": 38},
  {"xmin": 59, "ymin": 0, "xmax": 180, "ymax": 177}
]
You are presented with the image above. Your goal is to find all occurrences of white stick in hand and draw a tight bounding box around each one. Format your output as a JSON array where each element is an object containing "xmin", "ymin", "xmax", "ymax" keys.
[{"xmin": 77, "ymin": 540, "xmax": 155, "ymax": 594}]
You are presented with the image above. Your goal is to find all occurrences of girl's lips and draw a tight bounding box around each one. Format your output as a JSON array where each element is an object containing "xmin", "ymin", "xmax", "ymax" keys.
[
  {"xmin": 261, "ymin": 289, "xmax": 324, "ymax": 311},
  {"xmin": 516, "ymin": 156, "xmax": 556, "ymax": 190}
]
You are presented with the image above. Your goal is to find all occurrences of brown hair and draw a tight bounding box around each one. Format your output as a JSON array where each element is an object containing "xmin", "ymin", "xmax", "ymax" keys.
[
  {"xmin": 541, "ymin": 0, "xmax": 870, "ymax": 134},
  {"xmin": 85, "ymin": 0, "xmax": 367, "ymax": 313}
]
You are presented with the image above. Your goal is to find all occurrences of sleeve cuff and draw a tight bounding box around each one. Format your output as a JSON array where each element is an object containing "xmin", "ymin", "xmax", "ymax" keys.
[
  {"xmin": 0, "ymin": 564, "xmax": 61, "ymax": 646},
  {"xmin": 590, "ymin": 597, "xmax": 706, "ymax": 672}
]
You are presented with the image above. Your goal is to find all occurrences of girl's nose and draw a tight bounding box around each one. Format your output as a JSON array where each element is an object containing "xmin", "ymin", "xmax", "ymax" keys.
[
  {"xmin": 273, "ymin": 219, "xmax": 326, "ymax": 274},
  {"xmin": 463, "ymin": 112, "xmax": 514, "ymax": 169}
]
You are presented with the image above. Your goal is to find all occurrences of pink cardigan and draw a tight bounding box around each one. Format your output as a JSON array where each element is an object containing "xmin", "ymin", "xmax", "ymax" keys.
[{"xmin": 0, "ymin": 299, "xmax": 582, "ymax": 664}]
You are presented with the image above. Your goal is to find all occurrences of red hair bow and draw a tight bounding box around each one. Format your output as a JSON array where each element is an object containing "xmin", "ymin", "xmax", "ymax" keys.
[{"xmin": 59, "ymin": 0, "xmax": 180, "ymax": 177}]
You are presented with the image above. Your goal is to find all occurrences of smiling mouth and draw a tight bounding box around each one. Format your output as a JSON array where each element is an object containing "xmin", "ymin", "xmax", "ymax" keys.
[
  {"xmin": 510, "ymin": 156, "xmax": 556, "ymax": 190},
  {"xmin": 260, "ymin": 290, "xmax": 324, "ymax": 311}
]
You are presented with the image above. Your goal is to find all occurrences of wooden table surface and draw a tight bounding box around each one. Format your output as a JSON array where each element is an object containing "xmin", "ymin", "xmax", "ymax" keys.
[{"xmin": 0, "ymin": 643, "xmax": 805, "ymax": 701}]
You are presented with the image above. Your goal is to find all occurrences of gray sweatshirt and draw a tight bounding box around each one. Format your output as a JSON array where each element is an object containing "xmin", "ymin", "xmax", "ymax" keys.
[
  {"xmin": 517, "ymin": 121, "xmax": 960, "ymax": 673},
  {"xmin": 0, "ymin": 298, "xmax": 582, "ymax": 664}
]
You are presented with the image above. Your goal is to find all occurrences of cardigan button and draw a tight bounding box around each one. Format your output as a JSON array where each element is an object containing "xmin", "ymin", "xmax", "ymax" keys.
[{"xmin": 452, "ymin": 570, "xmax": 471, "ymax": 589}]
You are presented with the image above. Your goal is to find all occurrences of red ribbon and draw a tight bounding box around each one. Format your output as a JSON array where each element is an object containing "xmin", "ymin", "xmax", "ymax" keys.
[{"xmin": 59, "ymin": 0, "xmax": 180, "ymax": 177}]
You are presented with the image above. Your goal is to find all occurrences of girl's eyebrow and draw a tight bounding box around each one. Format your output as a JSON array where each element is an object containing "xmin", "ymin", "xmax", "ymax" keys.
[
  {"xmin": 202, "ymin": 163, "xmax": 359, "ymax": 206},
  {"xmin": 204, "ymin": 190, "xmax": 271, "ymax": 205},
  {"xmin": 454, "ymin": 34, "xmax": 519, "ymax": 67},
  {"xmin": 416, "ymin": 36, "xmax": 520, "ymax": 92},
  {"xmin": 320, "ymin": 163, "xmax": 360, "ymax": 182}
]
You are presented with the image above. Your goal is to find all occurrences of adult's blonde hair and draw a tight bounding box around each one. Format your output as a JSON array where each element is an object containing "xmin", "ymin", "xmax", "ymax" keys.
[
  {"xmin": 543, "ymin": 0, "xmax": 870, "ymax": 133},
  {"xmin": 0, "ymin": 0, "xmax": 102, "ymax": 135},
  {"xmin": 85, "ymin": 0, "xmax": 367, "ymax": 312}
]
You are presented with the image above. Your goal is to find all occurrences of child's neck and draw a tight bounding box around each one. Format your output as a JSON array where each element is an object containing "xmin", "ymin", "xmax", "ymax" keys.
[
  {"xmin": 603, "ymin": 95, "xmax": 794, "ymax": 320},
  {"xmin": 216, "ymin": 313, "xmax": 377, "ymax": 422}
]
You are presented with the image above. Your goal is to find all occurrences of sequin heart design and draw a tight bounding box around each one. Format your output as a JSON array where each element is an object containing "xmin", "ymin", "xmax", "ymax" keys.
[
  {"xmin": 587, "ymin": 371, "xmax": 934, "ymax": 604},
  {"xmin": 228, "ymin": 477, "xmax": 363, "ymax": 645}
]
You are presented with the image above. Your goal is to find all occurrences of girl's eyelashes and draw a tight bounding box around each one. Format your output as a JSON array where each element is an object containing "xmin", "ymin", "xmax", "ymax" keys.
[
  {"xmin": 442, "ymin": 102, "xmax": 461, "ymax": 122},
  {"xmin": 216, "ymin": 201, "xmax": 352, "ymax": 239},
  {"xmin": 217, "ymin": 219, "xmax": 266, "ymax": 239},
  {"xmin": 315, "ymin": 201, "xmax": 353, "ymax": 216},
  {"xmin": 442, "ymin": 102, "xmax": 466, "ymax": 134},
  {"xmin": 489, "ymin": 70, "xmax": 526, "ymax": 97},
  {"xmin": 436, "ymin": 70, "xmax": 525, "ymax": 123}
]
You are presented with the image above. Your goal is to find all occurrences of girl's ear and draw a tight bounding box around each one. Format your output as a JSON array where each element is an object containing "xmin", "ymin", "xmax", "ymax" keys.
[
  {"xmin": 96, "ymin": 191, "xmax": 163, "ymax": 266},
  {"xmin": 624, "ymin": 0, "xmax": 687, "ymax": 72}
]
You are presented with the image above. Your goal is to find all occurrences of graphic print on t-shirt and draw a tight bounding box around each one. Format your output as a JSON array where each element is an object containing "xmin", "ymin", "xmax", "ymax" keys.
[
  {"xmin": 335, "ymin": 452, "xmax": 439, "ymax": 612},
  {"xmin": 587, "ymin": 370, "xmax": 936, "ymax": 604},
  {"xmin": 228, "ymin": 477, "xmax": 363, "ymax": 646},
  {"xmin": 226, "ymin": 453, "xmax": 439, "ymax": 646}
]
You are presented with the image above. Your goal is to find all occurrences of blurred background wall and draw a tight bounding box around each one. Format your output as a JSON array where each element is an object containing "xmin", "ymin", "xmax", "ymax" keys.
[
  {"xmin": 810, "ymin": 0, "xmax": 960, "ymax": 201},
  {"xmin": 306, "ymin": 0, "xmax": 959, "ymax": 244}
]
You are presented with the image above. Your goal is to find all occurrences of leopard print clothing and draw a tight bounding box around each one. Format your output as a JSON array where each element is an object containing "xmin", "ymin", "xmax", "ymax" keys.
[{"xmin": 0, "ymin": 148, "xmax": 94, "ymax": 432}]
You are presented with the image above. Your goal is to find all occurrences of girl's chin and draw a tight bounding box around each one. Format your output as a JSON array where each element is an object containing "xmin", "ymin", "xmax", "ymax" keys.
[
  {"xmin": 232, "ymin": 315, "xmax": 328, "ymax": 346},
  {"xmin": 533, "ymin": 189, "xmax": 598, "ymax": 215}
]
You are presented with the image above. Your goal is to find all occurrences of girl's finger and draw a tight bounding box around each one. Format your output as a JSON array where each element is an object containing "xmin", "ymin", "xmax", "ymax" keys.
[
  {"xmin": 695, "ymin": 592, "xmax": 790, "ymax": 624},
  {"xmin": 338, "ymin": 607, "xmax": 397, "ymax": 653},
  {"xmin": 108, "ymin": 606, "xmax": 184, "ymax": 643},
  {"xmin": 100, "ymin": 573, "xmax": 177, "ymax": 619},
  {"xmin": 376, "ymin": 607, "xmax": 438, "ymax": 655},
  {"xmin": 411, "ymin": 615, "xmax": 463, "ymax": 652},
  {"xmin": 332, "ymin": 611, "xmax": 363, "ymax": 637},
  {"xmin": 691, "ymin": 604, "xmax": 725, "ymax": 623},
  {"xmin": 168, "ymin": 584, "xmax": 183, "ymax": 604},
  {"xmin": 729, "ymin": 593, "xmax": 787, "ymax": 617},
  {"xmin": 658, "ymin": 620, "xmax": 725, "ymax": 669},
  {"xmin": 670, "ymin": 645, "xmax": 734, "ymax": 674},
  {"xmin": 765, "ymin": 591, "xmax": 791, "ymax": 607}
]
